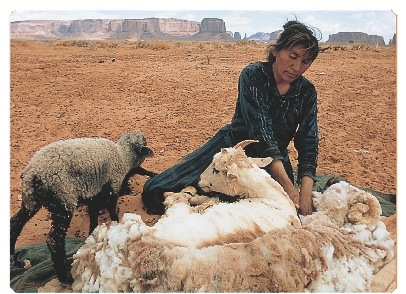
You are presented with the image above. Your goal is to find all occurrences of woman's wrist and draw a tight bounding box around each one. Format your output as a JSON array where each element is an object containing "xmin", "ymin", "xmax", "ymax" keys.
[
  {"xmin": 299, "ymin": 176, "xmax": 314, "ymax": 215},
  {"xmin": 300, "ymin": 176, "xmax": 313, "ymax": 191}
]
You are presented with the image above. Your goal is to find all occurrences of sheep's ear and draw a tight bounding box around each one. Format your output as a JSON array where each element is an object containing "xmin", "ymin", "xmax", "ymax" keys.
[
  {"xmin": 248, "ymin": 157, "xmax": 273, "ymax": 168},
  {"xmin": 140, "ymin": 146, "xmax": 154, "ymax": 157},
  {"xmin": 226, "ymin": 170, "xmax": 238, "ymax": 179},
  {"xmin": 226, "ymin": 162, "xmax": 239, "ymax": 178},
  {"xmin": 233, "ymin": 140, "xmax": 259, "ymax": 149}
]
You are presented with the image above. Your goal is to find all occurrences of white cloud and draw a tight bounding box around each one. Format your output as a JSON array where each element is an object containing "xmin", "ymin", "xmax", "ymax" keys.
[
  {"xmin": 222, "ymin": 12, "xmax": 253, "ymax": 35},
  {"xmin": 348, "ymin": 12, "xmax": 366, "ymax": 20},
  {"xmin": 303, "ymin": 15, "xmax": 341, "ymax": 42},
  {"xmin": 223, "ymin": 13, "xmax": 251, "ymax": 27},
  {"xmin": 181, "ymin": 13, "xmax": 201, "ymax": 22}
]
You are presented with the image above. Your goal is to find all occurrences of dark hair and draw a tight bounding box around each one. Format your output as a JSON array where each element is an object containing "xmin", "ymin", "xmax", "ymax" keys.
[{"xmin": 266, "ymin": 20, "xmax": 322, "ymax": 63}]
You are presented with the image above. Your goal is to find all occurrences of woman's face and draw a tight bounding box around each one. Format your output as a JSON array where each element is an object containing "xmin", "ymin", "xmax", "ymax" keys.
[{"xmin": 272, "ymin": 45, "xmax": 313, "ymax": 84}]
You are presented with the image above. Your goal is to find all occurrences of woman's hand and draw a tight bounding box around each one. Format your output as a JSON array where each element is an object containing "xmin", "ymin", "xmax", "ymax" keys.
[
  {"xmin": 267, "ymin": 160, "xmax": 299, "ymax": 208},
  {"xmin": 298, "ymin": 176, "xmax": 314, "ymax": 216},
  {"xmin": 285, "ymin": 186, "xmax": 300, "ymax": 209}
]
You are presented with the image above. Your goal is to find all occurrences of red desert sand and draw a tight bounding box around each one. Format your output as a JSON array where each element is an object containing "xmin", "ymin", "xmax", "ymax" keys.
[{"xmin": 10, "ymin": 40, "xmax": 397, "ymax": 291}]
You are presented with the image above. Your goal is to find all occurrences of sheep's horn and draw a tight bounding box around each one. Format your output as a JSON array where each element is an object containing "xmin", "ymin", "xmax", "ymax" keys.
[{"xmin": 234, "ymin": 140, "xmax": 259, "ymax": 149}]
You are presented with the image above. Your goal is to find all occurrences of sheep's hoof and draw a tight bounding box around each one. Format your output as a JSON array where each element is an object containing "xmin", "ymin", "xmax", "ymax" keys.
[
  {"xmin": 58, "ymin": 275, "xmax": 74, "ymax": 286},
  {"xmin": 59, "ymin": 281, "xmax": 73, "ymax": 288},
  {"xmin": 55, "ymin": 269, "xmax": 74, "ymax": 285}
]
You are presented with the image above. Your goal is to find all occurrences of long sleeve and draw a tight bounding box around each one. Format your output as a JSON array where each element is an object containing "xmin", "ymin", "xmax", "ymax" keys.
[
  {"xmin": 229, "ymin": 61, "xmax": 319, "ymax": 181},
  {"xmin": 231, "ymin": 63, "xmax": 285, "ymax": 160},
  {"xmin": 294, "ymin": 87, "xmax": 319, "ymax": 181}
]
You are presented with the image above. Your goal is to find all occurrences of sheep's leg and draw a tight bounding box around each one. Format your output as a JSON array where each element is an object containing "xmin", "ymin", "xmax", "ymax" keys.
[
  {"xmin": 132, "ymin": 166, "xmax": 158, "ymax": 177},
  {"xmin": 107, "ymin": 194, "xmax": 119, "ymax": 222},
  {"xmin": 46, "ymin": 209, "xmax": 74, "ymax": 285},
  {"xmin": 87, "ymin": 194, "xmax": 119, "ymax": 234},
  {"xmin": 88, "ymin": 204, "xmax": 100, "ymax": 234},
  {"xmin": 10, "ymin": 204, "xmax": 40, "ymax": 256}
]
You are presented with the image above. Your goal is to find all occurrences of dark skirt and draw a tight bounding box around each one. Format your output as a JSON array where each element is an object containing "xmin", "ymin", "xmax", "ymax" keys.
[
  {"xmin": 141, "ymin": 125, "xmax": 294, "ymax": 214},
  {"xmin": 141, "ymin": 125, "xmax": 233, "ymax": 214}
]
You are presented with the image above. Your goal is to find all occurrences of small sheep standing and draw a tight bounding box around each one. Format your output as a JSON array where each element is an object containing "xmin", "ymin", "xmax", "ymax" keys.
[{"xmin": 10, "ymin": 131, "xmax": 156, "ymax": 285}]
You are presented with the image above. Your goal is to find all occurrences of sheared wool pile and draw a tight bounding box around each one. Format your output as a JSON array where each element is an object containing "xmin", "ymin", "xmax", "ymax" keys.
[
  {"xmin": 299, "ymin": 182, "xmax": 394, "ymax": 292},
  {"xmin": 66, "ymin": 181, "xmax": 394, "ymax": 292}
]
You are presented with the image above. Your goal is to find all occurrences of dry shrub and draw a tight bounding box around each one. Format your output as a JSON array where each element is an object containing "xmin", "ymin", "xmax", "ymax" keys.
[
  {"xmin": 53, "ymin": 39, "xmax": 125, "ymax": 50},
  {"xmin": 148, "ymin": 40, "xmax": 171, "ymax": 50},
  {"xmin": 11, "ymin": 40, "xmax": 29, "ymax": 47},
  {"xmin": 126, "ymin": 40, "xmax": 171, "ymax": 50},
  {"xmin": 222, "ymin": 42, "xmax": 236, "ymax": 49},
  {"xmin": 236, "ymin": 39, "xmax": 260, "ymax": 47},
  {"xmin": 52, "ymin": 40, "xmax": 94, "ymax": 48}
]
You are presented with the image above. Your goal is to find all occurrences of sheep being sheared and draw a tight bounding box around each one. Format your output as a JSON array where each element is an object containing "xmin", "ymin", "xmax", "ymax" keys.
[
  {"xmin": 10, "ymin": 131, "xmax": 156, "ymax": 285},
  {"xmin": 67, "ymin": 140, "xmax": 394, "ymax": 292}
]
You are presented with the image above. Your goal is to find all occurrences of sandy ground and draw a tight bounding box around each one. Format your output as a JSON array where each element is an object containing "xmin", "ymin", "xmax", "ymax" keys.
[{"xmin": 9, "ymin": 40, "xmax": 397, "ymax": 288}]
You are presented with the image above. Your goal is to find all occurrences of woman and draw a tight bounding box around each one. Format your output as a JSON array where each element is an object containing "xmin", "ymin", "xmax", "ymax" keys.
[{"xmin": 142, "ymin": 20, "xmax": 321, "ymax": 216}]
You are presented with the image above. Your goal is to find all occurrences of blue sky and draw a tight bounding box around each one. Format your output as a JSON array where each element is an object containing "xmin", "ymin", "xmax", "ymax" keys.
[{"xmin": 9, "ymin": 9, "xmax": 397, "ymax": 44}]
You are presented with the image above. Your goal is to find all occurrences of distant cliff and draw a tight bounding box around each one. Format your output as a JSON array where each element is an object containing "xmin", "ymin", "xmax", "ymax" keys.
[
  {"xmin": 389, "ymin": 33, "xmax": 396, "ymax": 46},
  {"xmin": 199, "ymin": 18, "xmax": 226, "ymax": 33},
  {"xmin": 11, "ymin": 18, "xmax": 390, "ymax": 45},
  {"xmin": 326, "ymin": 32, "xmax": 386, "ymax": 45},
  {"xmin": 121, "ymin": 18, "xmax": 199, "ymax": 36},
  {"xmin": 190, "ymin": 18, "xmax": 234, "ymax": 41},
  {"xmin": 109, "ymin": 18, "xmax": 201, "ymax": 40},
  {"xmin": 247, "ymin": 30, "xmax": 282, "ymax": 42},
  {"xmin": 10, "ymin": 20, "xmax": 72, "ymax": 39},
  {"xmin": 10, "ymin": 18, "xmax": 235, "ymax": 41}
]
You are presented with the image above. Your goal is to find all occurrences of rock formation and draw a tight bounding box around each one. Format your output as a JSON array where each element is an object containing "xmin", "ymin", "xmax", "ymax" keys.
[
  {"xmin": 199, "ymin": 18, "xmax": 226, "ymax": 33},
  {"xmin": 10, "ymin": 18, "xmax": 200, "ymax": 40},
  {"xmin": 247, "ymin": 30, "xmax": 282, "ymax": 42},
  {"xmin": 190, "ymin": 18, "xmax": 234, "ymax": 41},
  {"xmin": 326, "ymin": 32, "xmax": 386, "ymax": 45},
  {"xmin": 13, "ymin": 18, "xmax": 389, "ymax": 45},
  {"xmin": 121, "ymin": 18, "xmax": 199, "ymax": 36},
  {"xmin": 9, "ymin": 17, "xmax": 241, "ymax": 42},
  {"xmin": 68, "ymin": 19, "xmax": 105, "ymax": 34},
  {"xmin": 10, "ymin": 20, "xmax": 71, "ymax": 39},
  {"xmin": 389, "ymin": 33, "xmax": 396, "ymax": 46},
  {"xmin": 108, "ymin": 20, "xmax": 122, "ymax": 33}
]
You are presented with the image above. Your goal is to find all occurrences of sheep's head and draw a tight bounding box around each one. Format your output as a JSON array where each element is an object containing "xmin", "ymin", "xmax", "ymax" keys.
[
  {"xmin": 198, "ymin": 140, "xmax": 272, "ymax": 197},
  {"xmin": 117, "ymin": 132, "xmax": 154, "ymax": 166}
]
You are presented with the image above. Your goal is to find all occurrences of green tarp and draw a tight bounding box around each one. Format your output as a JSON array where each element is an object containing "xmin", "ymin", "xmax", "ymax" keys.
[
  {"xmin": 10, "ymin": 173, "xmax": 396, "ymax": 292},
  {"xmin": 10, "ymin": 238, "xmax": 86, "ymax": 293}
]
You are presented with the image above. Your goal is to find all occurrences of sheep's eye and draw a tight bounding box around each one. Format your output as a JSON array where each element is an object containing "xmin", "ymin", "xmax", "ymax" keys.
[{"xmin": 212, "ymin": 167, "xmax": 220, "ymax": 174}]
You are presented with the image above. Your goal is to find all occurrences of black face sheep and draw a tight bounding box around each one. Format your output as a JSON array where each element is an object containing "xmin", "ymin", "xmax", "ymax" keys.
[{"xmin": 10, "ymin": 131, "xmax": 156, "ymax": 285}]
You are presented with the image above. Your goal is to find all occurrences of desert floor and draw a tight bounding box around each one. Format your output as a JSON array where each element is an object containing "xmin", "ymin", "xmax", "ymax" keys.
[{"xmin": 9, "ymin": 39, "xmax": 396, "ymax": 252}]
